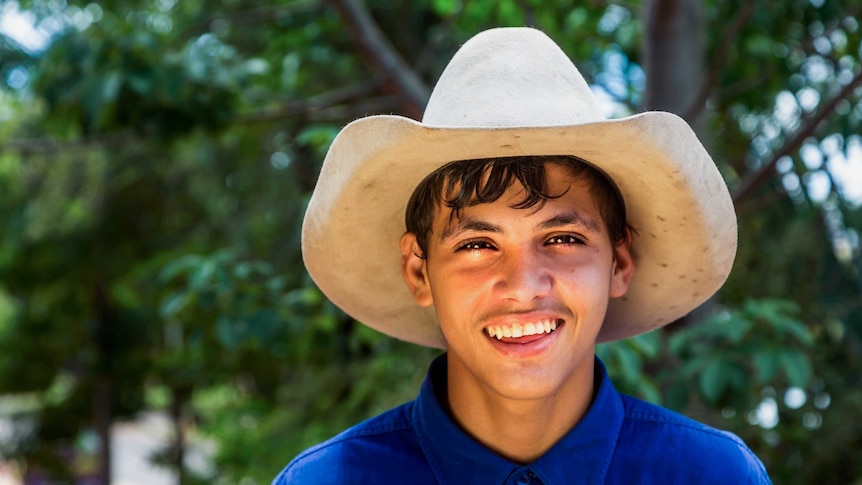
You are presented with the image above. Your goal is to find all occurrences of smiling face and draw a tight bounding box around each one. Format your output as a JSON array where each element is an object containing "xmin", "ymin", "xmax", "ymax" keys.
[{"xmin": 401, "ymin": 162, "xmax": 634, "ymax": 403}]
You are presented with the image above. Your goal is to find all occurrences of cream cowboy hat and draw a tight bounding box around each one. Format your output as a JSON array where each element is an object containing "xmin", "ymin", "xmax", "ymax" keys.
[{"xmin": 301, "ymin": 27, "xmax": 737, "ymax": 348}]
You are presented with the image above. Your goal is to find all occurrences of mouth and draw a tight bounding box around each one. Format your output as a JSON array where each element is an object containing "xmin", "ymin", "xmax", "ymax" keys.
[{"xmin": 485, "ymin": 319, "xmax": 562, "ymax": 342}]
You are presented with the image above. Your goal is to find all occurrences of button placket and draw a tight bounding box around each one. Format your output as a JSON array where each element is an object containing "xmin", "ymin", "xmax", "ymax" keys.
[{"xmin": 516, "ymin": 470, "xmax": 537, "ymax": 484}]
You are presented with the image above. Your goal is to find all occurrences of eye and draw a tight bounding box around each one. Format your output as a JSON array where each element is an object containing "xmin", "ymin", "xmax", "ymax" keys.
[
  {"xmin": 546, "ymin": 234, "xmax": 585, "ymax": 246},
  {"xmin": 457, "ymin": 240, "xmax": 496, "ymax": 252}
]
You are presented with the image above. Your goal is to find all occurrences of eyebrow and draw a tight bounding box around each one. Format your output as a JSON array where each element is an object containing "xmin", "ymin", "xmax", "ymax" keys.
[
  {"xmin": 440, "ymin": 217, "xmax": 501, "ymax": 242},
  {"xmin": 538, "ymin": 211, "xmax": 602, "ymax": 233},
  {"xmin": 439, "ymin": 210, "xmax": 602, "ymax": 242}
]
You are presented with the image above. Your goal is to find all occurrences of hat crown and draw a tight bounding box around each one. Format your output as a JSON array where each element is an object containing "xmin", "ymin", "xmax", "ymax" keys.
[{"xmin": 422, "ymin": 28, "xmax": 604, "ymax": 128}]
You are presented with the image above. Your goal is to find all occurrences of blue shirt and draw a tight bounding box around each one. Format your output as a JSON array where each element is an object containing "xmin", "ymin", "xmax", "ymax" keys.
[{"xmin": 274, "ymin": 355, "xmax": 771, "ymax": 484}]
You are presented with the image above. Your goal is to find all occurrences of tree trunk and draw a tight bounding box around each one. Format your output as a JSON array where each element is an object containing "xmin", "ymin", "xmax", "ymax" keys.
[
  {"xmin": 329, "ymin": 0, "xmax": 430, "ymax": 118},
  {"xmin": 642, "ymin": 0, "xmax": 706, "ymax": 136},
  {"xmin": 94, "ymin": 376, "xmax": 112, "ymax": 485},
  {"xmin": 92, "ymin": 282, "xmax": 115, "ymax": 485},
  {"xmin": 642, "ymin": 0, "xmax": 713, "ymax": 325},
  {"xmin": 171, "ymin": 387, "xmax": 189, "ymax": 485}
]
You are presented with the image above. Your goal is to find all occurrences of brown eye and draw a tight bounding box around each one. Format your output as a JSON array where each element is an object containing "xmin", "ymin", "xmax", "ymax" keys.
[
  {"xmin": 547, "ymin": 234, "xmax": 585, "ymax": 245},
  {"xmin": 458, "ymin": 240, "xmax": 495, "ymax": 251}
]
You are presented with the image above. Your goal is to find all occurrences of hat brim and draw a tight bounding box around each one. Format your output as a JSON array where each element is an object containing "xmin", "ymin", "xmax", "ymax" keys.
[{"xmin": 301, "ymin": 111, "xmax": 737, "ymax": 348}]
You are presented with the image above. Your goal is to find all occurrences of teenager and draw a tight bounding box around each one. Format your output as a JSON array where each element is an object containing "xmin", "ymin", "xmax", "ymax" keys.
[{"xmin": 274, "ymin": 27, "xmax": 771, "ymax": 484}]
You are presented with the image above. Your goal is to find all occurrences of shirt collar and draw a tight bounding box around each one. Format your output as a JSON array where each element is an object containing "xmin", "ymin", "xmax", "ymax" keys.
[{"xmin": 413, "ymin": 353, "xmax": 625, "ymax": 485}]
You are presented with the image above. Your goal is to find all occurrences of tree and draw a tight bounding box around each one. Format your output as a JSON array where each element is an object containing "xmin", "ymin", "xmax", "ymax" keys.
[{"xmin": 0, "ymin": 0, "xmax": 860, "ymax": 483}]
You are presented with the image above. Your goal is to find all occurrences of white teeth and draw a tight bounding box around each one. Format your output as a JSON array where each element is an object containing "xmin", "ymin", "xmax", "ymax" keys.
[{"xmin": 485, "ymin": 319, "xmax": 559, "ymax": 339}]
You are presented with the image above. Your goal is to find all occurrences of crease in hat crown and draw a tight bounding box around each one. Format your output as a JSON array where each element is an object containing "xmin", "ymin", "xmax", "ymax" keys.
[{"xmin": 422, "ymin": 28, "xmax": 605, "ymax": 128}]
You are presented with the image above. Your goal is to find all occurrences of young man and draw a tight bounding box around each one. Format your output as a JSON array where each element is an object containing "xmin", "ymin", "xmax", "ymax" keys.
[{"xmin": 275, "ymin": 28, "xmax": 771, "ymax": 484}]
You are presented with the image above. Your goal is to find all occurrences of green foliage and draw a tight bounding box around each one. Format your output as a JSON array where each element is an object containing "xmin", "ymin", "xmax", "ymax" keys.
[
  {"xmin": 0, "ymin": 33, "xmax": 36, "ymax": 90},
  {"xmin": 149, "ymin": 248, "xmax": 440, "ymax": 482},
  {"xmin": 668, "ymin": 299, "xmax": 813, "ymax": 409},
  {"xmin": 597, "ymin": 332, "xmax": 662, "ymax": 403},
  {"xmin": 599, "ymin": 296, "xmax": 816, "ymax": 453},
  {"xmin": 33, "ymin": 23, "xmax": 242, "ymax": 138},
  {"xmin": 0, "ymin": 0, "xmax": 861, "ymax": 483}
]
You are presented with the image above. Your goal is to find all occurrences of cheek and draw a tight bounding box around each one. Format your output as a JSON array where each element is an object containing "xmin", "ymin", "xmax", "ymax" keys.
[
  {"xmin": 560, "ymin": 265, "xmax": 614, "ymax": 307},
  {"xmin": 431, "ymin": 278, "xmax": 484, "ymax": 315},
  {"xmin": 561, "ymin": 256, "xmax": 611, "ymax": 283},
  {"xmin": 428, "ymin": 270, "xmax": 493, "ymax": 325}
]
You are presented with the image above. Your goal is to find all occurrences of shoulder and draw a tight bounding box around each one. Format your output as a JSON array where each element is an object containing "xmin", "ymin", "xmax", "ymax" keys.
[
  {"xmin": 611, "ymin": 395, "xmax": 772, "ymax": 484},
  {"xmin": 272, "ymin": 402, "xmax": 433, "ymax": 485}
]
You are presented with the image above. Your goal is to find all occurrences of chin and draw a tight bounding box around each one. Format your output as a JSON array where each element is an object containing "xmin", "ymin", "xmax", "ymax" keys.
[{"xmin": 490, "ymin": 373, "xmax": 570, "ymax": 401}]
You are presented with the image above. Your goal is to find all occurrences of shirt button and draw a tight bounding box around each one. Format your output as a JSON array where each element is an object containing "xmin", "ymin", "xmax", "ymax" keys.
[{"xmin": 516, "ymin": 472, "xmax": 535, "ymax": 484}]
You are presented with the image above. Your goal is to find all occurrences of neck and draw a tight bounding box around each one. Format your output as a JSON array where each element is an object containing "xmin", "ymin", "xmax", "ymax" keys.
[{"xmin": 445, "ymin": 357, "xmax": 596, "ymax": 464}]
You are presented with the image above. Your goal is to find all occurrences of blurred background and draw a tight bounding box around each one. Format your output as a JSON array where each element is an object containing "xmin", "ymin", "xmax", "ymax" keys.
[{"xmin": 0, "ymin": 0, "xmax": 860, "ymax": 483}]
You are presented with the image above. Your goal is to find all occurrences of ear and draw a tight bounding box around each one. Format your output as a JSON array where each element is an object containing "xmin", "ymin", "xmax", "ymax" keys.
[
  {"xmin": 609, "ymin": 230, "xmax": 635, "ymax": 298},
  {"xmin": 400, "ymin": 232, "xmax": 433, "ymax": 307}
]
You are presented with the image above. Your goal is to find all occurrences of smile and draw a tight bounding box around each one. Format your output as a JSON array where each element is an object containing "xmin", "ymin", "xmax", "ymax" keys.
[{"xmin": 485, "ymin": 319, "xmax": 559, "ymax": 340}]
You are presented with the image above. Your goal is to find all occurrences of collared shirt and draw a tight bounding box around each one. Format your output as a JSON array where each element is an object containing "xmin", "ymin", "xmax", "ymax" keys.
[{"xmin": 274, "ymin": 355, "xmax": 771, "ymax": 484}]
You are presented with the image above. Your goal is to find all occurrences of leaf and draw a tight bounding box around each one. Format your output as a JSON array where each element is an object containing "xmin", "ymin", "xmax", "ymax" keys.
[
  {"xmin": 637, "ymin": 379, "xmax": 662, "ymax": 405},
  {"xmin": 628, "ymin": 332, "xmax": 660, "ymax": 358},
  {"xmin": 431, "ymin": 0, "xmax": 460, "ymax": 16},
  {"xmin": 725, "ymin": 316, "xmax": 753, "ymax": 343},
  {"xmin": 127, "ymin": 71, "xmax": 153, "ymax": 95},
  {"xmin": 190, "ymin": 259, "xmax": 216, "ymax": 290},
  {"xmin": 248, "ymin": 309, "xmax": 280, "ymax": 343},
  {"xmin": 296, "ymin": 125, "xmax": 339, "ymax": 152},
  {"xmin": 101, "ymin": 70, "xmax": 123, "ymax": 103},
  {"xmin": 777, "ymin": 317, "xmax": 815, "ymax": 346},
  {"xmin": 160, "ymin": 292, "xmax": 188, "ymax": 318},
  {"xmin": 699, "ymin": 359, "xmax": 728, "ymax": 404},
  {"xmin": 234, "ymin": 261, "xmax": 273, "ymax": 280},
  {"xmin": 216, "ymin": 315, "xmax": 238, "ymax": 349},
  {"xmin": 753, "ymin": 348, "xmax": 780, "ymax": 383},
  {"xmin": 665, "ymin": 380, "xmax": 689, "ymax": 411},
  {"xmin": 744, "ymin": 34, "xmax": 775, "ymax": 57},
  {"xmin": 667, "ymin": 331, "xmax": 687, "ymax": 356},
  {"xmin": 778, "ymin": 350, "xmax": 812, "ymax": 388},
  {"xmin": 565, "ymin": 7, "xmax": 590, "ymax": 31},
  {"xmin": 615, "ymin": 343, "xmax": 641, "ymax": 381},
  {"xmin": 243, "ymin": 58, "xmax": 270, "ymax": 76},
  {"xmin": 283, "ymin": 286, "xmax": 323, "ymax": 308},
  {"xmin": 159, "ymin": 254, "xmax": 203, "ymax": 282}
]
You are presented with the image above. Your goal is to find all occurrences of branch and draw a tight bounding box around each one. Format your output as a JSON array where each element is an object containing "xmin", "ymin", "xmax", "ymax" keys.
[
  {"xmin": 716, "ymin": 66, "xmax": 776, "ymax": 100},
  {"xmin": 327, "ymin": 0, "xmax": 430, "ymax": 119},
  {"xmin": 239, "ymin": 80, "xmax": 399, "ymax": 123},
  {"xmin": 413, "ymin": 6, "xmax": 464, "ymax": 76},
  {"xmin": 731, "ymin": 69, "xmax": 862, "ymax": 204},
  {"xmin": 225, "ymin": 1, "xmax": 324, "ymax": 26},
  {"xmin": 178, "ymin": 1, "xmax": 325, "ymax": 38},
  {"xmin": 586, "ymin": 0, "xmax": 640, "ymax": 10},
  {"xmin": 0, "ymin": 84, "xmax": 393, "ymax": 153},
  {"xmin": 515, "ymin": 0, "xmax": 539, "ymax": 28},
  {"xmin": 681, "ymin": 0, "xmax": 756, "ymax": 123},
  {"xmin": 239, "ymin": 95, "xmax": 401, "ymax": 124},
  {"xmin": 0, "ymin": 131, "xmax": 139, "ymax": 155}
]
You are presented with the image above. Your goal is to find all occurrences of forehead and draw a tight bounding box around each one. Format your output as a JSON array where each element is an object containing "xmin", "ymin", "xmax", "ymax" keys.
[
  {"xmin": 435, "ymin": 167, "xmax": 605, "ymax": 233},
  {"xmin": 437, "ymin": 161, "xmax": 596, "ymax": 209}
]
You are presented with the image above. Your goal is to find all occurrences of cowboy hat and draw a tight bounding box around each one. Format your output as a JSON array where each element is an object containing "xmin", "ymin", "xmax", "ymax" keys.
[{"xmin": 301, "ymin": 27, "xmax": 737, "ymax": 348}]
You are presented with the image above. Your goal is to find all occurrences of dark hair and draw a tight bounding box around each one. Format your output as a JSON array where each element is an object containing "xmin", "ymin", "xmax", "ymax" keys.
[{"xmin": 405, "ymin": 155, "xmax": 631, "ymax": 257}]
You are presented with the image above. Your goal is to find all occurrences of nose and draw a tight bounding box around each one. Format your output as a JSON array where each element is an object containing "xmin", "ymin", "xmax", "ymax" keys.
[{"xmin": 494, "ymin": 247, "xmax": 552, "ymax": 303}]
